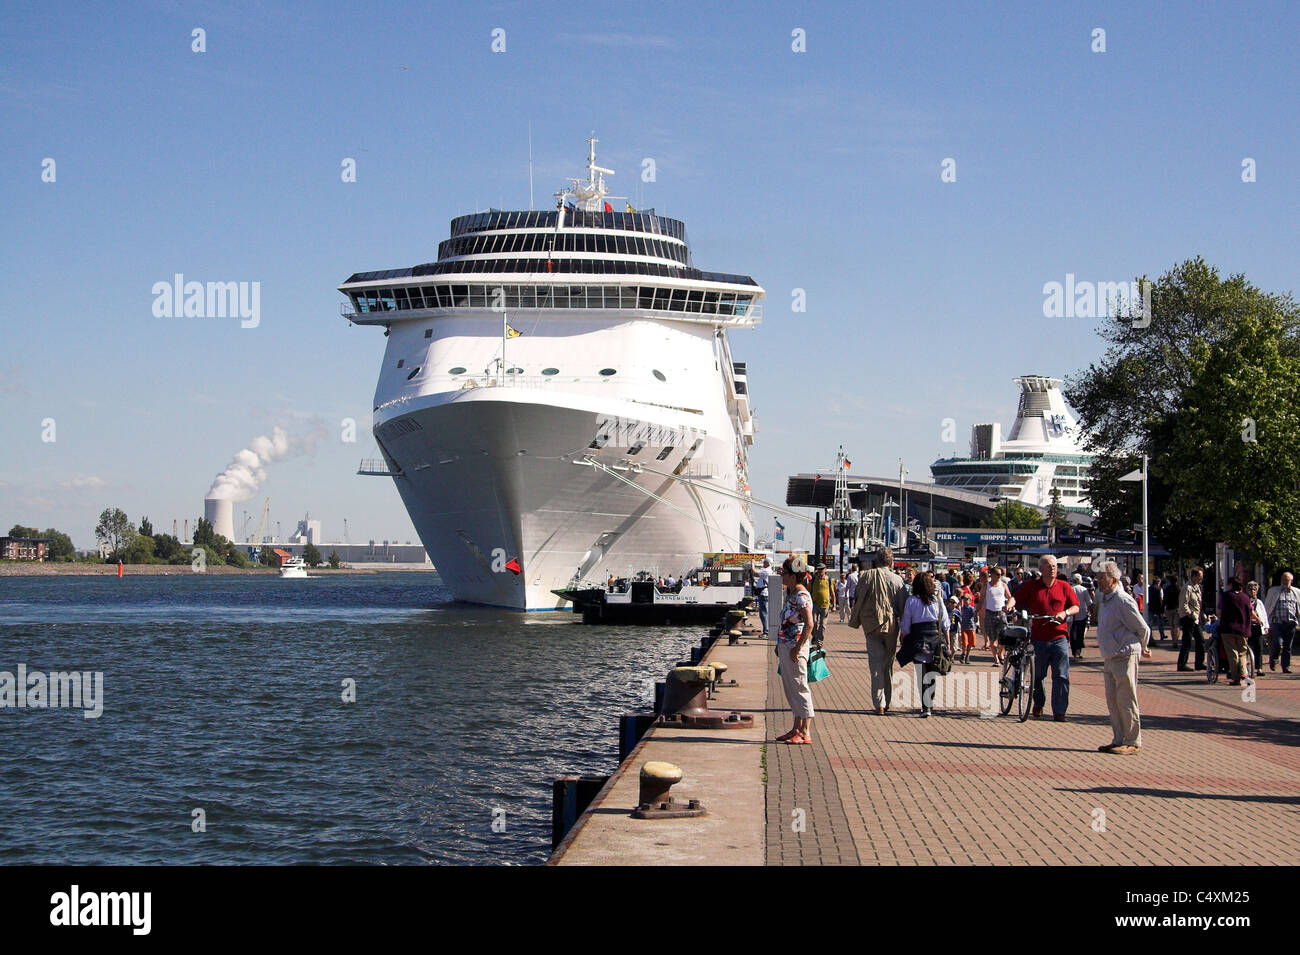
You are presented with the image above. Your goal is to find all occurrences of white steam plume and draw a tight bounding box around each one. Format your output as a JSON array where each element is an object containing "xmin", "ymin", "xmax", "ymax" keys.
[{"xmin": 207, "ymin": 426, "xmax": 293, "ymax": 501}]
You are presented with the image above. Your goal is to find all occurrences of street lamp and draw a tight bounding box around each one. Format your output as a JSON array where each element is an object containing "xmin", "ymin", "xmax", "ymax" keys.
[
  {"xmin": 989, "ymin": 495, "xmax": 1011, "ymax": 567},
  {"xmin": 1119, "ymin": 455, "xmax": 1150, "ymax": 622}
]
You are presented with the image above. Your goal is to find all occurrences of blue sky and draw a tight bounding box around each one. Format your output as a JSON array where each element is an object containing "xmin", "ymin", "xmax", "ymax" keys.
[{"xmin": 3, "ymin": 0, "xmax": 1297, "ymax": 549}]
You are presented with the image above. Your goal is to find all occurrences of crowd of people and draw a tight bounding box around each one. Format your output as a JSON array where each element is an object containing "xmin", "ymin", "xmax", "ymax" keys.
[{"xmin": 763, "ymin": 548, "xmax": 1298, "ymax": 754}]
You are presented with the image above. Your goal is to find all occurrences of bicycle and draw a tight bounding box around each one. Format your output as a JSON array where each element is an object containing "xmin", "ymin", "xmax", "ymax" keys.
[
  {"xmin": 1205, "ymin": 620, "xmax": 1255, "ymax": 685},
  {"xmin": 997, "ymin": 612, "xmax": 1060, "ymax": 721}
]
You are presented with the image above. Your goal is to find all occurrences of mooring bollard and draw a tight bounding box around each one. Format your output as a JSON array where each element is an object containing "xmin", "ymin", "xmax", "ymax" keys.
[
  {"xmin": 658, "ymin": 665, "xmax": 754, "ymax": 729},
  {"xmin": 630, "ymin": 761, "xmax": 705, "ymax": 820},
  {"xmin": 706, "ymin": 659, "xmax": 736, "ymax": 693}
]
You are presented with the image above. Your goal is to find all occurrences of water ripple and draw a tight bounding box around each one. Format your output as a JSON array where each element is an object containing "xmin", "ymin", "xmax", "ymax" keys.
[{"xmin": 0, "ymin": 573, "xmax": 698, "ymax": 864}]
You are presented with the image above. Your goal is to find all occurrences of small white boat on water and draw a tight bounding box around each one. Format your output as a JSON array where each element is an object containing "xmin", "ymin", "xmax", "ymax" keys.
[{"xmin": 279, "ymin": 557, "xmax": 309, "ymax": 579}]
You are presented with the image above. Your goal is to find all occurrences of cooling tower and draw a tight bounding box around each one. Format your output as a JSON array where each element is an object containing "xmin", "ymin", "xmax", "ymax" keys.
[{"xmin": 204, "ymin": 497, "xmax": 236, "ymax": 541}]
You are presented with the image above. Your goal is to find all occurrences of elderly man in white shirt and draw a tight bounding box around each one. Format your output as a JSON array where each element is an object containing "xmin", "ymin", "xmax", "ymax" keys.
[{"xmin": 1094, "ymin": 560, "xmax": 1152, "ymax": 754}]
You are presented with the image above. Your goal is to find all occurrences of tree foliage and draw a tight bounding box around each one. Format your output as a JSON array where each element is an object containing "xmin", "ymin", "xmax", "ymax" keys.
[
  {"xmin": 95, "ymin": 508, "xmax": 136, "ymax": 560},
  {"xmin": 303, "ymin": 543, "xmax": 323, "ymax": 567},
  {"xmin": 327, "ymin": 550, "xmax": 341, "ymax": 569},
  {"xmin": 1066, "ymin": 257, "xmax": 1300, "ymax": 567},
  {"xmin": 192, "ymin": 517, "xmax": 216, "ymax": 549},
  {"xmin": 138, "ymin": 516, "xmax": 154, "ymax": 539},
  {"xmin": 124, "ymin": 534, "xmax": 155, "ymax": 564},
  {"xmin": 980, "ymin": 500, "xmax": 1043, "ymax": 530},
  {"xmin": 1046, "ymin": 488, "xmax": 1069, "ymax": 528},
  {"xmin": 153, "ymin": 533, "xmax": 183, "ymax": 561}
]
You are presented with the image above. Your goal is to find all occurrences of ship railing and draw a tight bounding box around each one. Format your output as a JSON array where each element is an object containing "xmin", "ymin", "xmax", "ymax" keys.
[
  {"xmin": 439, "ymin": 372, "xmax": 677, "ymax": 393},
  {"xmin": 338, "ymin": 300, "xmax": 761, "ymax": 325},
  {"xmin": 675, "ymin": 462, "xmax": 721, "ymax": 479},
  {"xmin": 357, "ymin": 458, "xmax": 400, "ymax": 476}
]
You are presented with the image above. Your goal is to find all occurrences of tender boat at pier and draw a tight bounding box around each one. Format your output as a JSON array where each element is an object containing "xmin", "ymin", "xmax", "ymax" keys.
[{"xmin": 554, "ymin": 554, "xmax": 752, "ymax": 624}]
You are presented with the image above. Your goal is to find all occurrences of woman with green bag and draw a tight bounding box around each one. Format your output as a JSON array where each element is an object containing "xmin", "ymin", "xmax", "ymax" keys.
[{"xmin": 775, "ymin": 556, "xmax": 816, "ymax": 745}]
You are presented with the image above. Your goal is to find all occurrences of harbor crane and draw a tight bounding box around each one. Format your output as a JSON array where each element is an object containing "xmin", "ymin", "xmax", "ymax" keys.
[{"xmin": 247, "ymin": 497, "xmax": 270, "ymax": 563}]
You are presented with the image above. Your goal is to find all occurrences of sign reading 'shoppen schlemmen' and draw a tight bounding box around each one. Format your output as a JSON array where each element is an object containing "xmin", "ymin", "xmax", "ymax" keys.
[{"xmin": 933, "ymin": 530, "xmax": 1050, "ymax": 545}]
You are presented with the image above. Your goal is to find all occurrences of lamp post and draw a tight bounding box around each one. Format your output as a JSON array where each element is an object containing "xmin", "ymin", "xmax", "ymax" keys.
[
  {"xmin": 989, "ymin": 495, "xmax": 1010, "ymax": 568},
  {"xmin": 1120, "ymin": 455, "xmax": 1150, "ymax": 622}
]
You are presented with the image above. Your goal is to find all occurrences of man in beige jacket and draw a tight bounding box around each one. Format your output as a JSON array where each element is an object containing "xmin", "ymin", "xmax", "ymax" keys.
[
  {"xmin": 1177, "ymin": 567, "xmax": 1206, "ymax": 671},
  {"xmin": 849, "ymin": 546, "xmax": 908, "ymax": 714}
]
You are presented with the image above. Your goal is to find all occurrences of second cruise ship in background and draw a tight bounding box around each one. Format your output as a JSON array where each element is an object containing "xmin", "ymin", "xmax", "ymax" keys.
[
  {"xmin": 930, "ymin": 375, "xmax": 1094, "ymax": 515},
  {"xmin": 339, "ymin": 138, "xmax": 763, "ymax": 609}
]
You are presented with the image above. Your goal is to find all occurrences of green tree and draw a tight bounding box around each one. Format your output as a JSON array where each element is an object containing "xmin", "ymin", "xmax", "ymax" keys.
[
  {"xmin": 223, "ymin": 548, "xmax": 250, "ymax": 568},
  {"xmin": 1066, "ymin": 257, "xmax": 1300, "ymax": 566},
  {"xmin": 138, "ymin": 516, "xmax": 154, "ymax": 539},
  {"xmin": 980, "ymin": 500, "xmax": 1043, "ymax": 530},
  {"xmin": 40, "ymin": 528, "xmax": 76, "ymax": 561},
  {"xmin": 193, "ymin": 517, "xmax": 215, "ymax": 549},
  {"xmin": 303, "ymin": 543, "xmax": 323, "ymax": 567},
  {"xmin": 124, "ymin": 535, "xmax": 155, "ymax": 564},
  {"xmin": 153, "ymin": 533, "xmax": 182, "ymax": 561},
  {"xmin": 259, "ymin": 546, "xmax": 279, "ymax": 567},
  {"xmin": 327, "ymin": 550, "xmax": 341, "ymax": 569},
  {"xmin": 7, "ymin": 524, "xmax": 40, "ymax": 539},
  {"xmin": 95, "ymin": 507, "xmax": 136, "ymax": 560},
  {"xmin": 1046, "ymin": 487, "xmax": 1069, "ymax": 528}
]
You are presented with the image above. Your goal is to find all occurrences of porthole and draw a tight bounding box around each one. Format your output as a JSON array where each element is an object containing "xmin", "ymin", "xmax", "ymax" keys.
[
  {"xmin": 397, "ymin": 359, "xmax": 405, "ymax": 368},
  {"xmin": 652, "ymin": 369, "xmax": 666, "ymax": 382},
  {"xmin": 599, "ymin": 368, "xmax": 617, "ymax": 377},
  {"xmin": 541, "ymin": 367, "xmax": 559, "ymax": 376},
  {"xmin": 449, "ymin": 366, "xmax": 467, "ymax": 375},
  {"xmin": 406, "ymin": 366, "xmax": 422, "ymax": 380}
]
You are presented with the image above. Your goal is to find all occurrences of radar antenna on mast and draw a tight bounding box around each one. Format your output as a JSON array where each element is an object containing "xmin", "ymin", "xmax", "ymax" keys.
[{"xmin": 553, "ymin": 133, "xmax": 625, "ymax": 214}]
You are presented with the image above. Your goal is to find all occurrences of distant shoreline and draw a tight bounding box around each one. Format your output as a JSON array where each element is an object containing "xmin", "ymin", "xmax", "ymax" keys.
[{"xmin": 0, "ymin": 563, "xmax": 437, "ymax": 577}]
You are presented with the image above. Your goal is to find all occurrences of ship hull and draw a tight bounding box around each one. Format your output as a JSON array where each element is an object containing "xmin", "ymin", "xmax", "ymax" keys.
[{"xmin": 374, "ymin": 390, "xmax": 751, "ymax": 610}]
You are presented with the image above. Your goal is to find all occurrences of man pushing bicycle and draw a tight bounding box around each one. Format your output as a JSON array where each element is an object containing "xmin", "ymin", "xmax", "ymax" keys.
[{"xmin": 1011, "ymin": 555, "xmax": 1080, "ymax": 721}]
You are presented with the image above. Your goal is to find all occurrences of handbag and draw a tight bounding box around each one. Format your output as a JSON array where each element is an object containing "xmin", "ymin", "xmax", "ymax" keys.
[
  {"xmin": 932, "ymin": 642, "xmax": 953, "ymax": 676},
  {"xmin": 808, "ymin": 648, "xmax": 830, "ymax": 683}
]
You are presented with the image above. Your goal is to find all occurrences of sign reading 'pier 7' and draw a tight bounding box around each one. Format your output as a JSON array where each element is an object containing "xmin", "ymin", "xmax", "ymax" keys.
[{"xmin": 933, "ymin": 530, "xmax": 1051, "ymax": 545}]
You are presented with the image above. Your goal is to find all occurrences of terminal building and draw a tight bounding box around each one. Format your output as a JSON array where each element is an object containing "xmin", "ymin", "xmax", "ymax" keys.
[{"xmin": 784, "ymin": 375, "xmax": 1159, "ymax": 569}]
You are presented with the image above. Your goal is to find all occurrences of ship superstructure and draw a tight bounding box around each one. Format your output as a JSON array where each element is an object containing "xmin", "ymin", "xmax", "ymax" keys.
[
  {"xmin": 339, "ymin": 138, "xmax": 763, "ymax": 609},
  {"xmin": 930, "ymin": 375, "xmax": 1094, "ymax": 512}
]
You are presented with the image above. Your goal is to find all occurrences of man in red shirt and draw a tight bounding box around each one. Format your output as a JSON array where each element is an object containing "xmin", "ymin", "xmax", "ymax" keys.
[{"xmin": 1013, "ymin": 555, "xmax": 1080, "ymax": 720}]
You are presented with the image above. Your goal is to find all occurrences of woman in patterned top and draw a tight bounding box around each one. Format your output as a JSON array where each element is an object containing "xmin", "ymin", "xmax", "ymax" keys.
[{"xmin": 775, "ymin": 556, "xmax": 816, "ymax": 744}]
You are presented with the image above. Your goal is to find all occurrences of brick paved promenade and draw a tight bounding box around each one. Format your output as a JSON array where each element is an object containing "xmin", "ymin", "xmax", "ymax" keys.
[{"xmin": 766, "ymin": 617, "xmax": 1300, "ymax": 865}]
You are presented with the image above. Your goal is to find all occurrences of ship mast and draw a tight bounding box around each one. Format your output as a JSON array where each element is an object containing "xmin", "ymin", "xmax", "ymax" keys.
[{"xmin": 553, "ymin": 133, "xmax": 622, "ymax": 216}]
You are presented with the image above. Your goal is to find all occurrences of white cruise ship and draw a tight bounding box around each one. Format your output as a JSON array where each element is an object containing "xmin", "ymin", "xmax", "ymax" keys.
[
  {"xmin": 339, "ymin": 139, "xmax": 763, "ymax": 609},
  {"xmin": 930, "ymin": 375, "xmax": 1094, "ymax": 513}
]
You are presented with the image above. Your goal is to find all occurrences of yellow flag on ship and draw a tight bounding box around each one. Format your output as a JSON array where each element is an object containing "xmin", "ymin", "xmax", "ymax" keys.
[{"xmin": 505, "ymin": 323, "xmax": 522, "ymax": 338}]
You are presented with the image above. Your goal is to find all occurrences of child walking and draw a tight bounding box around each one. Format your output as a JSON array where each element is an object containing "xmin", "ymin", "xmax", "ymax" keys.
[
  {"xmin": 959, "ymin": 592, "xmax": 978, "ymax": 664},
  {"xmin": 947, "ymin": 596, "xmax": 962, "ymax": 657}
]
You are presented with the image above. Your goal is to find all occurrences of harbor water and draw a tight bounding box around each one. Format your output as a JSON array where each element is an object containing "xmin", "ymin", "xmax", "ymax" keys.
[{"xmin": 0, "ymin": 572, "xmax": 698, "ymax": 865}]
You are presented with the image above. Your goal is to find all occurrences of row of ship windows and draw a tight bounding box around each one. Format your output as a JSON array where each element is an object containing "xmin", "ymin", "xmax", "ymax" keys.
[
  {"xmin": 437, "ymin": 231, "xmax": 687, "ymax": 263},
  {"xmin": 395, "ymin": 258, "xmax": 749, "ymax": 282},
  {"xmin": 450, "ymin": 209, "xmax": 685, "ymax": 240},
  {"xmin": 394, "ymin": 363, "xmax": 669, "ymax": 382},
  {"xmin": 353, "ymin": 284, "xmax": 754, "ymax": 315}
]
